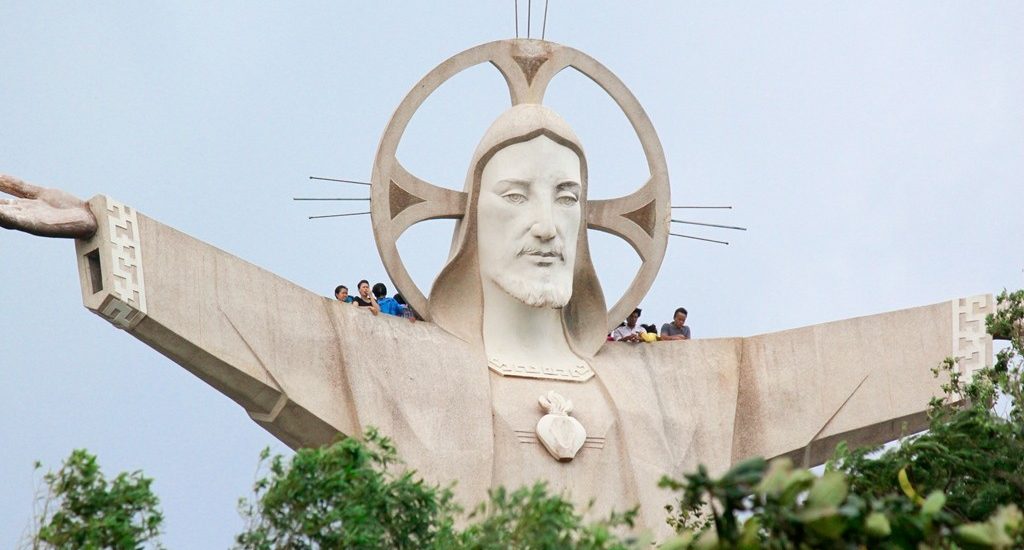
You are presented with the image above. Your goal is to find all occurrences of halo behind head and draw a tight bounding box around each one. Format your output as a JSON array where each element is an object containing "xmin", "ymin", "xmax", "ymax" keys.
[{"xmin": 370, "ymin": 39, "xmax": 671, "ymax": 347}]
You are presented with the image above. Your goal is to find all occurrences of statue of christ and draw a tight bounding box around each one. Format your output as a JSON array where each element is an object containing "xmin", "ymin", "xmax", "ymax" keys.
[{"xmin": 0, "ymin": 39, "xmax": 992, "ymax": 534}]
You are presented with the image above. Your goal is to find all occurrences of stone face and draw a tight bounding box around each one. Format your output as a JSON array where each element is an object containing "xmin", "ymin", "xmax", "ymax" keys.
[
  {"xmin": 73, "ymin": 197, "xmax": 993, "ymax": 533},
  {"xmin": 474, "ymin": 130, "xmax": 590, "ymax": 376}
]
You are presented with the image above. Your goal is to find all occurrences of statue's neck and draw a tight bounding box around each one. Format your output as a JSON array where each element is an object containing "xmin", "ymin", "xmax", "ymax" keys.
[{"xmin": 480, "ymin": 279, "xmax": 582, "ymax": 369}]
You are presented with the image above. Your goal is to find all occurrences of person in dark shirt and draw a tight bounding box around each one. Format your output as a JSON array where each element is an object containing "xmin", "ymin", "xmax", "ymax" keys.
[
  {"xmin": 660, "ymin": 307, "xmax": 691, "ymax": 340},
  {"xmin": 351, "ymin": 279, "xmax": 379, "ymax": 315}
]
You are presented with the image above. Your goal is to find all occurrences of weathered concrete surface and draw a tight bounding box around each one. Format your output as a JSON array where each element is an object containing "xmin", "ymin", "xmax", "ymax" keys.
[{"xmin": 73, "ymin": 196, "xmax": 993, "ymax": 533}]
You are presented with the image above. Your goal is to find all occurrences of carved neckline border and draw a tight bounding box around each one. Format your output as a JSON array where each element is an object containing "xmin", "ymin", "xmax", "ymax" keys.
[{"xmin": 487, "ymin": 358, "xmax": 594, "ymax": 382}]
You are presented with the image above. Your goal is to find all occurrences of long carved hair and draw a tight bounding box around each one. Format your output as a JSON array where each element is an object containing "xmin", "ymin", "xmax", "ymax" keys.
[{"xmin": 428, "ymin": 104, "xmax": 608, "ymax": 358}]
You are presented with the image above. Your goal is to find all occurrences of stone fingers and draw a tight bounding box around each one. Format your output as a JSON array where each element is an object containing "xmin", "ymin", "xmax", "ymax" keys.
[
  {"xmin": 0, "ymin": 174, "xmax": 97, "ymax": 238},
  {"xmin": 0, "ymin": 199, "xmax": 32, "ymax": 232},
  {"xmin": 0, "ymin": 174, "xmax": 43, "ymax": 199},
  {"xmin": 0, "ymin": 197, "xmax": 98, "ymax": 238}
]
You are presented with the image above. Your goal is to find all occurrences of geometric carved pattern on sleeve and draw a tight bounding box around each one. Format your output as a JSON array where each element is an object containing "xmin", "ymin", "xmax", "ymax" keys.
[
  {"xmin": 99, "ymin": 295, "xmax": 146, "ymax": 331},
  {"xmin": 953, "ymin": 294, "xmax": 994, "ymax": 378},
  {"xmin": 102, "ymin": 198, "xmax": 147, "ymax": 330},
  {"xmin": 487, "ymin": 358, "xmax": 594, "ymax": 382}
]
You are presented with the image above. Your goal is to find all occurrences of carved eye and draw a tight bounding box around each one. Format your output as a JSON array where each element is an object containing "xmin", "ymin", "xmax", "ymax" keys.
[
  {"xmin": 556, "ymin": 195, "xmax": 579, "ymax": 206},
  {"xmin": 503, "ymin": 193, "xmax": 527, "ymax": 205}
]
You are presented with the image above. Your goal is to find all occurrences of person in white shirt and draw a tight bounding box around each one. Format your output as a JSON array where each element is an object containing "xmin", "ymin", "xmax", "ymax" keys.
[{"xmin": 611, "ymin": 308, "xmax": 646, "ymax": 342}]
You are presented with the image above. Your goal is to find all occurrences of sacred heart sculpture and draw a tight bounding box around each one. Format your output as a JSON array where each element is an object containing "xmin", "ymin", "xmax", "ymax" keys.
[{"xmin": 535, "ymin": 391, "xmax": 587, "ymax": 462}]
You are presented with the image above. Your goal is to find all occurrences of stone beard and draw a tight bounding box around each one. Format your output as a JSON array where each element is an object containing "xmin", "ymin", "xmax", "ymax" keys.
[{"xmin": 476, "ymin": 135, "xmax": 581, "ymax": 309}]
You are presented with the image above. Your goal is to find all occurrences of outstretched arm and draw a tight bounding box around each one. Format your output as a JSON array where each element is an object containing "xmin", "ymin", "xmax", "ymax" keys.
[
  {"xmin": 0, "ymin": 174, "xmax": 97, "ymax": 238},
  {"xmin": 730, "ymin": 296, "xmax": 993, "ymax": 467}
]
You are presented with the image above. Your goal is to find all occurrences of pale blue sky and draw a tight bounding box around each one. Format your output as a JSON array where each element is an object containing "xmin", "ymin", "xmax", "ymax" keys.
[{"xmin": 2, "ymin": 2, "xmax": 1022, "ymax": 546}]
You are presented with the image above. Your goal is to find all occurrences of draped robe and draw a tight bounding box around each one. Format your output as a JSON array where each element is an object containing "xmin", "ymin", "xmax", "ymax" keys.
[{"xmin": 73, "ymin": 195, "xmax": 993, "ymax": 533}]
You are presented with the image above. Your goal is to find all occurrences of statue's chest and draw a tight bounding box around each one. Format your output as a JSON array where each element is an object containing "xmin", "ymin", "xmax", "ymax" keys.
[
  {"xmin": 489, "ymin": 374, "xmax": 615, "ymax": 454},
  {"xmin": 487, "ymin": 373, "xmax": 628, "ymax": 501}
]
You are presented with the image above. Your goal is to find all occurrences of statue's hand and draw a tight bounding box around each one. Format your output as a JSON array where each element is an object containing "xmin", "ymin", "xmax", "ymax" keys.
[{"xmin": 0, "ymin": 174, "xmax": 97, "ymax": 238}]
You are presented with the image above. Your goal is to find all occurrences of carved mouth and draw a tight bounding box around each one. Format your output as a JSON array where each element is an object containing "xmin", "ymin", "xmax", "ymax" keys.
[
  {"xmin": 529, "ymin": 253, "xmax": 561, "ymax": 267},
  {"xmin": 518, "ymin": 248, "xmax": 564, "ymax": 262}
]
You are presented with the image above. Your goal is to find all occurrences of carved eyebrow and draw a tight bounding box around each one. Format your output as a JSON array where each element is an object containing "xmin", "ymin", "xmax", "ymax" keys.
[
  {"xmin": 495, "ymin": 178, "xmax": 531, "ymax": 191},
  {"xmin": 556, "ymin": 181, "xmax": 581, "ymax": 193}
]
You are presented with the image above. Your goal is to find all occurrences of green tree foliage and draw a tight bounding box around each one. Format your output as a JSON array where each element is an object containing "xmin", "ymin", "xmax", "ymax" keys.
[
  {"xmin": 661, "ymin": 455, "xmax": 1022, "ymax": 549},
  {"xmin": 235, "ymin": 428, "xmax": 634, "ymax": 549},
  {"xmin": 235, "ymin": 428, "xmax": 458, "ymax": 549},
  {"xmin": 30, "ymin": 449, "xmax": 163, "ymax": 550},
  {"xmin": 454, "ymin": 484, "xmax": 636, "ymax": 549}
]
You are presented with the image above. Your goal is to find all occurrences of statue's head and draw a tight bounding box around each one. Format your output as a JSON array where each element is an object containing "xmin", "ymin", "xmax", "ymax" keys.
[{"xmin": 429, "ymin": 104, "xmax": 607, "ymax": 357}]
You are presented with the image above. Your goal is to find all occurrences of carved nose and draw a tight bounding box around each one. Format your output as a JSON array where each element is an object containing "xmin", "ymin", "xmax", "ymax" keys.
[{"xmin": 530, "ymin": 206, "xmax": 556, "ymax": 241}]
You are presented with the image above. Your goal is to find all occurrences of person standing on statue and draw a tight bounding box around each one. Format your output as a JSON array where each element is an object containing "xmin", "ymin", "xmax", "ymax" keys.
[
  {"xmin": 372, "ymin": 282, "xmax": 404, "ymax": 317},
  {"xmin": 334, "ymin": 285, "xmax": 353, "ymax": 303},
  {"xmin": 395, "ymin": 293, "xmax": 417, "ymax": 323},
  {"xmin": 351, "ymin": 279, "xmax": 379, "ymax": 315},
  {"xmin": 660, "ymin": 307, "xmax": 690, "ymax": 340},
  {"xmin": 611, "ymin": 308, "xmax": 646, "ymax": 342}
]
